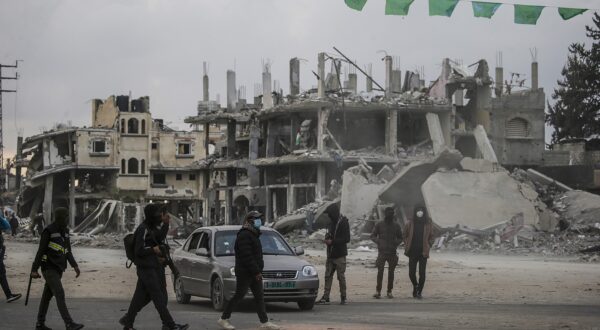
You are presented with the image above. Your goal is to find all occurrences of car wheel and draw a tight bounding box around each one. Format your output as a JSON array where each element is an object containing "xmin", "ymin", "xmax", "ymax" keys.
[
  {"xmin": 175, "ymin": 276, "xmax": 191, "ymax": 304},
  {"xmin": 297, "ymin": 299, "xmax": 315, "ymax": 311},
  {"xmin": 211, "ymin": 277, "xmax": 227, "ymax": 311}
]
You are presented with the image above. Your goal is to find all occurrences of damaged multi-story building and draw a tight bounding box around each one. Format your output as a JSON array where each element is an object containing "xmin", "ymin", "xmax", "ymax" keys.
[
  {"xmin": 185, "ymin": 51, "xmax": 546, "ymax": 227},
  {"xmin": 17, "ymin": 96, "xmax": 205, "ymax": 232}
]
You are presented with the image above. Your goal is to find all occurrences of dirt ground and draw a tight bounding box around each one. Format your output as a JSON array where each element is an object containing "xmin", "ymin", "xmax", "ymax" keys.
[{"xmin": 2, "ymin": 241, "xmax": 599, "ymax": 307}]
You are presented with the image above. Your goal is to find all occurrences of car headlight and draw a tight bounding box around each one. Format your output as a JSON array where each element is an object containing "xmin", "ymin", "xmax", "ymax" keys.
[
  {"xmin": 230, "ymin": 267, "xmax": 236, "ymax": 277},
  {"xmin": 302, "ymin": 265, "xmax": 317, "ymax": 277}
]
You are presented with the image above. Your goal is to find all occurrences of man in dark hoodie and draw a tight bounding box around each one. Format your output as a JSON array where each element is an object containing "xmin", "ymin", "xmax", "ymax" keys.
[
  {"xmin": 1, "ymin": 211, "xmax": 21, "ymax": 303},
  {"xmin": 119, "ymin": 204, "xmax": 188, "ymax": 330},
  {"xmin": 218, "ymin": 211, "xmax": 280, "ymax": 330},
  {"xmin": 31, "ymin": 207, "xmax": 84, "ymax": 330},
  {"xmin": 371, "ymin": 207, "xmax": 403, "ymax": 299},
  {"xmin": 316, "ymin": 204, "xmax": 350, "ymax": 305},
  {"xmin": 403, "ymin": 206, "xmax": 435, "ymax": 299}
]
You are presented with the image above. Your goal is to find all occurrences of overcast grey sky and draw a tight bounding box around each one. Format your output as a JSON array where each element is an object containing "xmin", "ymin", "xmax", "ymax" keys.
[{"xmin": 0, "ymin": 0, "xmax": 597, "ymax": 159}]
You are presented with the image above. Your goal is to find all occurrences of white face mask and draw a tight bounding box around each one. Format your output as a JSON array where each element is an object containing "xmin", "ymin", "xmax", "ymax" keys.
[{"xmin": 416, "ymin": 211, "xmax": 424, "ymax": 218}]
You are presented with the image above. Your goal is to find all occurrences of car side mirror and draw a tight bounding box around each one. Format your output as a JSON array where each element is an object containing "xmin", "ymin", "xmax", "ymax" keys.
[
  {"xmin": 294, "ymin": 246, "xmax": 304, "ymax": 256},
  {"xmin": 196, "ymin": 248, "xmax": 209, "ymax": 257}
]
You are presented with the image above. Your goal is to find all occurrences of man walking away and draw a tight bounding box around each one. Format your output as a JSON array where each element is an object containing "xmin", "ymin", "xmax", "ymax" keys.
[
  {"xmin": 218, "ymin": 211, "xmax": 280, "ymax": 330},
  {"xmin": 8, "ymin": 212, "xmax": 19, "ymax": 237},
  {"xmin": 403, "ymin": 206, "xmax": 435, "ymax": 299},
  {"xmin": 31, "ymin": 207, "xmax": 84, "ymax": 330},
  {"xmin": 0, "ymin": 212, "xmax": 21, "ymax": 303},
  {"xmin": 371, "ymin": 207, "xmax": 402, "ymax": 299},
  {"xmin": 120, "ymin": 204, "xmax": 188, "ymax": 330},
  {"xmin": 316, "ymin": 204, "xmax": 350, "ymax": 305}
]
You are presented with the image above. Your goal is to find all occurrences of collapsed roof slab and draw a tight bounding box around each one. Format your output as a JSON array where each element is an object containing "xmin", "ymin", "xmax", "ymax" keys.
[
  {"xmin": 184, "ymin": 112, "xmax": 253, "ymax": 125},
  {"xmin": 378, "ymin": 148, "xmax": 462, "ymax": 212},
  {"xmin": 251, "ymin": 152, "xmax": 398, "ymax": 167}
]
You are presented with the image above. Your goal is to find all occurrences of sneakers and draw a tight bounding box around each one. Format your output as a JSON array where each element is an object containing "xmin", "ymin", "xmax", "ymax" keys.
[
  {"xmin": 373, "ymin": 292, "xmax": 381, "ymax": 299},
  {"xmin": 35, "ymin": 324, "xmax": 52, "ymax": 330},
  {"xmin": 162, "ymin": 324, "xmax": 189, "ymax": 330},
  {"xmin": 66, "ymin": 323, "xmax": 84, "ymax": 330},
  {"xmin": 386, "ymin": 292, "xmax": 394, "ymax": 299},
  {"xmin": 217, "ymin": 319, "xmax": 235, "ymax": 330},
  {"xmin": 315, "ymin": 296, "xmax": 330, "ymax": 305},
  {"xmin": 259, "ymin": 321, "xmax": 281, "ymax": 330},
  {"xmin": 6, "ymin": 293, "xmax": 21, "ymax": 303}
]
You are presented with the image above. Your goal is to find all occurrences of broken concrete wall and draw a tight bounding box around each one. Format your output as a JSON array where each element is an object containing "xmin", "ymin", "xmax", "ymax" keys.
[
  {"xmin": 76, "ymin": 130, "xmax": 118, "ymax": 167},
  {"xmin": 422, "ymin": 171, "xmax": 538, "ymax": 229},
  {"xmin": 340, "ymin": 169, "xmax": 384, "ymax": 223},
  {"xmin": 92, "ymin": 96, "xmax": 119, "ymax": 129}
]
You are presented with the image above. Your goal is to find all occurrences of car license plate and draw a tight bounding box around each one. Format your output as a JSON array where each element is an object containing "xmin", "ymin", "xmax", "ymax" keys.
[{"xmin": 264, "ymin": 281, "xmax": 295, "ymax": 289}]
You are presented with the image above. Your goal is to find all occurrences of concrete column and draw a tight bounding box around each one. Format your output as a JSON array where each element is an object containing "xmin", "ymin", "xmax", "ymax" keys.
[
  {"xmin": 495, "ymin": 67, "xmax": 504, "ymax": 97},
  {"xmin": 348, "ymin": 73, "xmax": 357, "ymax": 94},
  {"xmin": 426, "ymin": 113, "xmax": 446, "ymax": 155},
  {"xmin": 384, "ymin": 56, "xmax": 393, "ymax": 98},
  {"xmin": 226, "ymin": 70, "xmax": 236, "ymax": 112},
  {"xmin": 225, "ymin": 189, "xmax": 232, "ymax": 225},
  {"xmin": 203, "ymin": 62, "xmax": 209, "ymax": 102},
  {"xmin": 204, "ymin": 123, "xmax": 210, "ymax": 157},
  {"xmin": 287, "ymin": 166, "xmax": 295, "ymax": 214},
  {"xmin": 473, "ymin": 125, "xmax": 499, "ymax": 163},
  {"xmin": 385, "ymin": 110, "xmax": 398, "ymax": 155},
  {"xmin": 15, "ymin": 135, "xmax": 23, "ymax": 190},
  {"xmin": 454, "ymin": 89, "xmax": 464, "ymax": 106},
  {"xmin": 248, "ymin": 123, "xmax": 260, "ymax": 187},
  {"xmin": 290, "ymin": 58, "xmax": 300, "ymax": 96},
  {"xmin": 318, "ymin": 53, "xmax": 325, "ymax": 98},
  {"xmin": 316, "ymin": 163, "xmax": 327, "ymax": 200},
  {"xmin": 366, "ymin": 64, "xmax": 373, "ymax": 92},
  {"xmin": 194, "ymin": 200, "xmax": 201, "ymax": 223},
  {"xmin": 264, "ymin": 169, "xmax": 271, "ymax": 223},
  {"xmin": 391, "ymin": 69, "xmax": 402, "ymax": 95},
  {"xmin": 531, "ymin": 62, "xmax": 538, "ymax": 90},
  {"xmin": 317, "ymin": 108, "xmax": 328, "ymax": 152},
  {"xmin": 438, "ymin": 112, "xmax": 452, "ymax": 147},
  {"xmin": 262, "ymin": 68, "xmax": 273, "ymax": 109},
  {"xmin": 266, "ymin": 121, "xmax": 276, "ymax": 157},
  {"xmin": 473, "ymin": 85, "xmax": 492, "ymax": 131},
  {"xmin": 226, "ymin": 120, "xmax": 237, "ymax": 158},
  {"xmin": 69, "ymin": 170, "xmax": 76, "ymax": 228},
  {"xmin": 43, "ymin": 176, "xmax": 54, "ymax": 223}
]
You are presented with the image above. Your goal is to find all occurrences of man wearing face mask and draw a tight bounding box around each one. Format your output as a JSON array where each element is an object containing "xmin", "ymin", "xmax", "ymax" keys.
[
  {"xmin": 403, "ymin": 206, "xmax": 435, "ymax": 299},
  {"xmin": 218, "ymin": 211, "xmax": 280, "ymax": 330},
  {"xmin": 371, "ymin": 207, "xmax": 403, "ymax": 299},
  {"xmin": 31, "ymin": 207, "xmax": 84, "ymax": 330},
  {"xmin": 120, "ymin": 203, "xmax": 188, "ymax": 330}
]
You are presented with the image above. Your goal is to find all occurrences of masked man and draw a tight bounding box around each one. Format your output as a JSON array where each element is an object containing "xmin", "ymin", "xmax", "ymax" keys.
[{"xmin": 371, "ymin": 207, "xmax": 403, "ymax": 299}]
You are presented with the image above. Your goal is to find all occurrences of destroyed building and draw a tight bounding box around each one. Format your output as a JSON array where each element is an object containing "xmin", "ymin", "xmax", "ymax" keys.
[{"xmin": 17, "ymin": 95, "xmax": 205, "ymax": 232}]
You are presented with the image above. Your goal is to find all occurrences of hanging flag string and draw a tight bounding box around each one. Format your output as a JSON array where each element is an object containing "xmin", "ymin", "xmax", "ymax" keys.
[{"xmin": 344, "ymin": 0, "xmax": 597, "ymax": 24}]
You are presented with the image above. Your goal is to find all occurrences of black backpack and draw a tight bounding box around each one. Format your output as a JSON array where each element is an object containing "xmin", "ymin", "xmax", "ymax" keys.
[{"xmin": 123, "ymin": 233, "xmax": 135, "ymax": 268}]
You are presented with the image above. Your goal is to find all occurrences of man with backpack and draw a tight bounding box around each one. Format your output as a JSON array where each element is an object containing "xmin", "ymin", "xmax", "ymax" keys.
[{"xmin": 119, "ymin": 203, "xmax": 188, "ymax": 330}]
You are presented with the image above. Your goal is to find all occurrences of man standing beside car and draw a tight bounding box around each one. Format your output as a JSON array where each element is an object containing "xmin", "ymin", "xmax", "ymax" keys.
[{"xmin": 218, "ymin": 211, "xmax": 280, "ymax": 330}]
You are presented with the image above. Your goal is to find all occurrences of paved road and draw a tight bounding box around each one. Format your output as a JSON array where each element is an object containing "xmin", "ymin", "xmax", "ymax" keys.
[{"xmin": 2, "ymin": 297, "xmax": 599, "ymax": 330}]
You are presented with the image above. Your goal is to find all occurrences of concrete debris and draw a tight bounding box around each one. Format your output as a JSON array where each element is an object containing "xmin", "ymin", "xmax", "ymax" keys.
[{"xmin": 459, "ymin": 157, "xmax": 496, "ymax": 173}]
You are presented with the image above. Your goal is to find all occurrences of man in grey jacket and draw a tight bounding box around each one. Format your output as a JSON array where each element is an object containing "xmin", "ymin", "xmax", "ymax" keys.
[{"xmin": 371, "ymin": 207, "xmax": 403, "ymax": 299}]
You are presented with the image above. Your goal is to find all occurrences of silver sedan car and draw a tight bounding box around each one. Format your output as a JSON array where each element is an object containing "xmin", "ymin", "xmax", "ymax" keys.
[{"xmin": 171, "ymin": 226, "xmax": 319, "ymax": 311}]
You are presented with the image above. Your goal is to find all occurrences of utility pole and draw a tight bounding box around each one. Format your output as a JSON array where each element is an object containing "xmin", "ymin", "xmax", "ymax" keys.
[{"xmin": 0, "ymin": 61, "xmax": 20, "ymax": 192}]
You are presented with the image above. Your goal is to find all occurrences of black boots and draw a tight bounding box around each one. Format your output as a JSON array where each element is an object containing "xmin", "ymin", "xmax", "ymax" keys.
[
  {"xmin": 161, "ymin": 324, "xmax": 189, "ymax": 330},
  {"xmin": 35, "ymin": 324, "xmax": 52, "ymax": 330},
  {"xmin": 412, "ymin": 285, "xmax": 418, "ymax": 298},
  {"xmin": 66, "ymin": 322, "xmax": 84, "ymax": 330}
]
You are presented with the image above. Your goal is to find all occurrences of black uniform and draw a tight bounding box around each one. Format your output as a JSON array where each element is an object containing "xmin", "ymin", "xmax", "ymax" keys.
[
  {"xmin": 31, "ymin": 222, "xmax": 79, "ymax": 326},
  {"xmin": 0, "ymin": 228, "xmax": 15, "ymax": 299},
  {"xmin": 221, "ymin": 224, "xmax": 268, "ymax": 323},
  {"xmin": 121, "ymin": 221, "xmax": 175, "ymax": 328}
]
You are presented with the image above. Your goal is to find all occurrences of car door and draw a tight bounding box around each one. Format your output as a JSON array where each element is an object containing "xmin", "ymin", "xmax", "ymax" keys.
[
  {"xmin": 192, "ymin": 231, "xmax": 213, "ymax": 297},
  {"xmin": 181, "ymin": 232, "xmax": 202, "ymax": 294}
]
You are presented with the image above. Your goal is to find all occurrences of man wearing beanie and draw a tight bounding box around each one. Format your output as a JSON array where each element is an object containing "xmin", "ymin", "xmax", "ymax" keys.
[
  {"xmin": 120, "ymin": 203, "xmax": 188, "ymax": 330},
  {"xmin": 31, "ymin": 207, "xmax": 84, "ymax": 330}
]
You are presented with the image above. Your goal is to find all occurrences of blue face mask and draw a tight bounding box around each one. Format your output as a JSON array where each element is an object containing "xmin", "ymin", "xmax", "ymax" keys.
[{"xmin": 252, "ymin": 219, "xmax": 262, "ymax": 229}]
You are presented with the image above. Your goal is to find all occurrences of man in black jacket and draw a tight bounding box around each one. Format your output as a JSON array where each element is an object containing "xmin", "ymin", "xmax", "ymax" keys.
[
  {"xmin": 31, "ymin": 207, "xmax": 84, "ymax": 330},
  {"xmin": 218, "ymin": 211, "xmax": 280, "ymax": 330},
  {"xmin": 316, "ymin": 204, "xmax": 350, "ymax": 305},
  {"xmin": 371, "ymin": 207, "xmax": 403, "ymax": 299},
  {"xmin": 1, "ymin": 212, "xmax": 21, "ymax": 303},
  {"xmin": 120, "ymin": 204, "xmax": 188, "ymax": 330}
]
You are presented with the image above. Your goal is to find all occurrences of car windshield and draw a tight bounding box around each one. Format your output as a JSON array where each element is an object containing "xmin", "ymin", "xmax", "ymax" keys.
[{"xmin": 214, "ymin": 230, "xmax": 294, "ymax": 257}]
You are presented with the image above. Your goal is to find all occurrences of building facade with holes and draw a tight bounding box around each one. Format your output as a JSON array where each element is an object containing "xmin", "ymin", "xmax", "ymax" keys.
[{"xmin": 489, "ymin": 88, "xmax": 546, "ymax": 166}]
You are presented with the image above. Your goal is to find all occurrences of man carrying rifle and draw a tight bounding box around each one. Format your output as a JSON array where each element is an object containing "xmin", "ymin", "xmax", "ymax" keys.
[{"xmin": 119, "ymin": 204, "xmax": 188, "ymax": 330}]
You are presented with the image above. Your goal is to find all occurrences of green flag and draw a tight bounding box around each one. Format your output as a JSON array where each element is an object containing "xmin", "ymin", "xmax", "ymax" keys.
[
  {"xmin": 429, "ymin": 0, "xmax": 459, "ymax": 17},
  {"xmin": 514, "ymin": 5, "xmax": 544, "ymax": 25},
  {"xmin": 386, "ymin": 0, "xmax": 415, "ymax": 16},
  {"xmin": 558, "ymin": 7, "xmax": 587, "ymax": 20},
  {"xmin": 345, "ymin": 0, "xmax": 367, "ymax": 11},
  {"xmin": 472, "ymin": 2, "xmax": 501, "ymax": 18}
]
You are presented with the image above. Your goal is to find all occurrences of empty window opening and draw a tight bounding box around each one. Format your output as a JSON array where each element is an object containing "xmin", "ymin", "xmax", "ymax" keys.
[{"xmin": 128, "ymin": 158, "xmax": 139, "ymax": 174}]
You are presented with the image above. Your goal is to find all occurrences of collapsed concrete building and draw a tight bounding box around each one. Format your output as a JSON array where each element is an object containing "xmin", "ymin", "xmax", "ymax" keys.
[
  {"xmin": 17, "ymin": 96, "xmax": 205, "ymax": 232},
  {"xmin": 185, "ymin": 51, "xmax": 547, "ymax": 230}
]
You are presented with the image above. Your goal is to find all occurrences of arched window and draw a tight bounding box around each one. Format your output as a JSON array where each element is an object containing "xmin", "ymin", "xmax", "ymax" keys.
[
  {"xmin": 120, "ymin": 119, "xmax": 126, "ymax": 133},
  {"xmin": 506, "ymin": 117, "xmax": 530, "ymax": 138},
  {"xmin": 141, "ymin": 159, "xmax": 146, "ymax": 174},
  {"xmin": 128, "ymin": 118, "xmax": 139, "ymax": 134},
  {"xmin": 121, "ymin": 159, "xmax": 126, "ymax": 174},
  {"xmin": 128, "ymin": 158, "xmax": 139, "ymax": 174},
  {"xmin": 141, "ymin": 119, "xmax": 146, "ymax": 134}
]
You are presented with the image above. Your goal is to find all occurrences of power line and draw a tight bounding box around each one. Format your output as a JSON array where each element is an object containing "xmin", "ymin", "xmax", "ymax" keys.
[{"xmin": 0, "ymin": 61, "xmax": 21, "ymax": 192}]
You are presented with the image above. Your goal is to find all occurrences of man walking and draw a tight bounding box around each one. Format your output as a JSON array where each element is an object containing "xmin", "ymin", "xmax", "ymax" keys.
[
  {"xmin": 218, "ymin": 211, "xmax": 280, "ymax": 330},
  {"xmin": 0, "ymin": 212, "xmax": 21, "ymax": 303},
  {"xmin": 120, "ymin": 203, "xmax": 188, "ymax": 330},
  {"xmin": 31, "ymin": 207, "xmax": 84, "ymax": 330},
  {"xmin": 316, "ymin": 204, "xmax": 350, "ymax": 305},
  {"xmin": 371, "ymin": 207, "xmax": 403, "ymax": 299}
]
